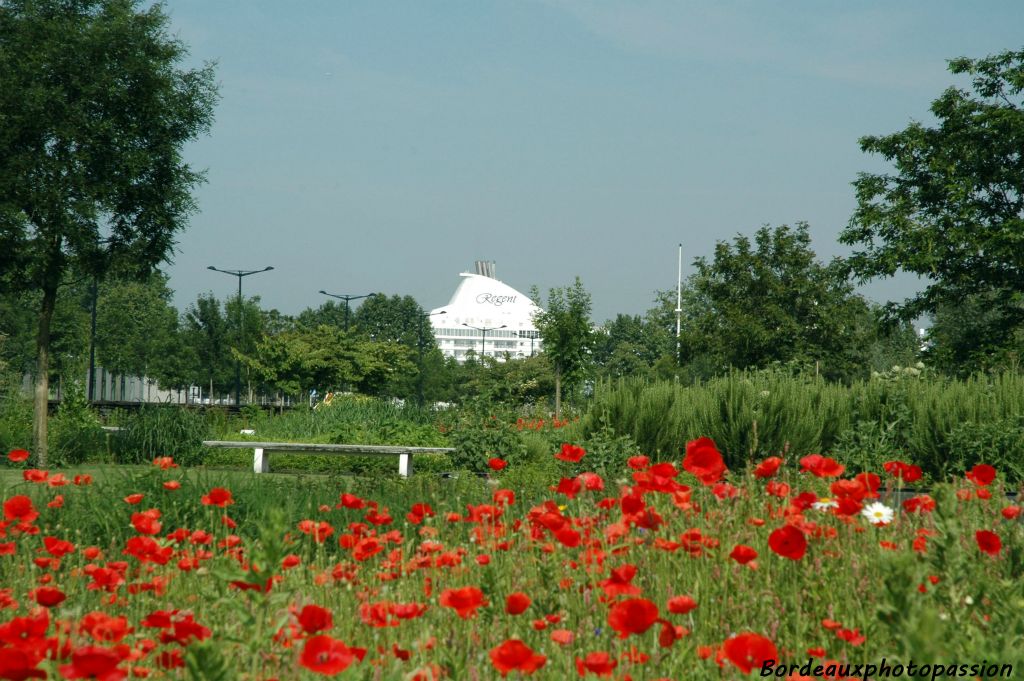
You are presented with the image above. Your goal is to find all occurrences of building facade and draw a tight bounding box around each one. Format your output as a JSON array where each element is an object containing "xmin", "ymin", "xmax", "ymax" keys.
[{"xmin": 430, "ymin": 262, "xmax": 543, "ymax": 362}]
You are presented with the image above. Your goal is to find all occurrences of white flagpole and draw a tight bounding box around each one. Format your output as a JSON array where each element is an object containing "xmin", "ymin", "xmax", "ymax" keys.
[{"xmin": 675, "ymin": 243, "xmax": 682, "ymax": 358}]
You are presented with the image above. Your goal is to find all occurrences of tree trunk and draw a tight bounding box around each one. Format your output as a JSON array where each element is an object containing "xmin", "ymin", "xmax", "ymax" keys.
[
  {"xmin": 33, "ymin": 283, "xmax": 59, "ymax": 467},
  {"xmin": 554, "ymin": 364, "xmax": 562, "ymax": 421}
]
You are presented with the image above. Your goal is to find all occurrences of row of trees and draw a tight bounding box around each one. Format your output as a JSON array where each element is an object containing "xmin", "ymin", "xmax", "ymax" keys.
[{"xmin": 2, "ymin": 0, "xmax": 1022, "ymax": 461}]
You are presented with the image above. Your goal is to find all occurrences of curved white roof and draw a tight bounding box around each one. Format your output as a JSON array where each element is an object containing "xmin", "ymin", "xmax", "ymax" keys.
[
  {"xmin": 430, "ymin": 272, "xmax": 543, "ymax": 330},
  {"xmin": 430, "ymin": 271, "xmax": 544, "ymax": 360}
]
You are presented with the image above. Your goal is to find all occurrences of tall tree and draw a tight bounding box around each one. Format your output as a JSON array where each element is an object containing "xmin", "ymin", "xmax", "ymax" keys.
[
  {"xmin": 95, "ymin": 272, "xmax": 179, "ymax": 384},
  {"xmin": 182, "ymin": 294, "xmax": 231, "ymax": 400},
  {"xmin": 0, "ymin": 0, "xmax": 217, "ymax": 463},
  {"xmin": 531, "ymin": 277, "xmax": 594, "ymax": 418},
  {"xmin": 678, "ymin": 223, "xmax": 873, "ymax": 380},
  {"xmin": 840, "ymin": 49, "xmax": 1024, "ymax": 360}
]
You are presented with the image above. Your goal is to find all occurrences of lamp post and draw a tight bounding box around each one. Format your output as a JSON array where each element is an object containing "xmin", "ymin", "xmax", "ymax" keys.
[
  {"xmin": 318, "ymin": 291, "xmax": 371, "ymax": 332},
  {"xmin": 416, "ymin": 310, "xmax": 446, "ymax": 407},
  {"xmin": 462, "ymin": 322, "xmax": 507, "ymax": 361},
  {"xmin": 208, "ymin": 265, "xmax": 274, "ymax": 406}
]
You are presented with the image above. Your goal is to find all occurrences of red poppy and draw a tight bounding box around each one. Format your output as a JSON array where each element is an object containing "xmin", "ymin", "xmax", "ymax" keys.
[
  {"xmin": 31, "ymin": 586, "xmax": 66, "ymax": 608},
  {"xmin": 488, "ymin": 457, "xmax": 508, "ymax": 471},
  {"xmin": 162, "ymin": 481, "xmax": 181, "ymax": 491},
  {"xmin": 489, "ymin": 639, "xmax": 547, "ymax": 677},
  {"xmin": 123, "ymin": 494, "xmax": 144, "ymax": 505},
  {"xmin": 607, "ymin": 598, "xmax": 659, "ymax": 638},
  {"xmin": 903, "ymin": 495, "xmax": 936, "ymax": 514},
  {"xmin": 883, "ymin": 460, "xmax": 922, "ymax": 483},
  {"xmin": 598, "ymin": 565, "xmax": 641, "ymax": 599},
  {"xmin": 1002, "ymin": 506, "xmax": 1022, "ymax": 520},
  {"xmin": 44, "ymin": 536, "xmax": 75, "ymax": 557},
  {"xmin": 723, "ymin": 632, "xmax": 778, "ymax": 674},
  {"xmin": 966, "ymin": 464, "xmax": 997, "ymax": 487},
  {"xmin": 200, "ymin": 488, "xmax": 234, "ymax": 507},
  {"xmin": 799, "ymin": 454, "xmax": 845, "ymax": 478},
  {"xmin": 575, "ymin": 651, "xmax": 617, "ymax": 677},
  {"xmin": 666, "ymin": 595, "xmax": 698, "ymax": 615},
  {"xmin": 683, "ymin": 437, "xmax": 727, "ymax": 485},
  {"xmin": 729, "ymin": 544, "xmax": 758, "ymax": 565},
  {"xmin": 976, "ymin": 530, "xmax": 1002, "ymax": 556},
  {"xmin": 130, "ymin": 510, "xmax": 162, "ymax": 536},
  {"xmin": 753, "ymin": 457, "xmax": 783, "ymax": 479},
  {"xmin": 555, "ymin": 443, "xmax": 586, "ymax": 463},
  {"xmin": 338, "ymin": 493, "xmax": 365, "ymax": 510},
  {"xmin": 152, "ymin": 457, "xmax": 177, "ymax": 470},
  {"xmin": 550, "ymin": 629, "xmax": 574, "ymax": 645},
  {"xmin": 765, "ymin": 480, "xmax": 790, "ymax": 498},
  {"xmin": 439, "ymin": 586, "xmax": 487, "ymax": 619},
  {"xmin": 768, "ymin": 525, "xmax": 807, "ymax": 561},
  {"xmin": 299, "ymin": 635, "xmax": 366, "ymax": 675},
  {"xmin": 0, "ymin": 648, "xmax": 44, "ymax": 680},
  {"xmin": 505, "ymin": 592, "xmax": 531, "ymax": 615},
  {"xmin": 7, "ymin": 449, "xmax": 29, "ymax": 463},
  {"xmin": 627, "ymin": 455, "xmax": 650, "ymax": 470},
  {"xmin": 3, "ymin": 495, "xmax": 38, "ymax": 523},
  {"xmin": 297, "ymin": 605, "xmax": 333, "ymax": 634},
  {"xmin": 58, "ymin": 646, "xmax": 126, "ymax": 681}
]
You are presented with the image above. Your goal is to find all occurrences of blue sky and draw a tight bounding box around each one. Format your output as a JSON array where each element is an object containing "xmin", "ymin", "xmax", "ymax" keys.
[{"xmin": 164, "ymin": 1, "xmax": 1024, "ymax": 322}]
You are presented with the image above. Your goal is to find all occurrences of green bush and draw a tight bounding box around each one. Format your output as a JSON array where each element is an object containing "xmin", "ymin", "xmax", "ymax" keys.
[
  {"xmin": 115, "ymin": 405, "xmax": 209, "ymax": 466},
  {"xmin": 49, "ymin": 379, "xmax": 105, "ymax": 466},
  {"xmin": 0, "ymin": 374, "xmax": 32, "ymax": 457}
]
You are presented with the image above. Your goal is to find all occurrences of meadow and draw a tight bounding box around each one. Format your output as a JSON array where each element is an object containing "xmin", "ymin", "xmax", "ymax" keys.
[{"xmin": 1, "ymin": 435, "xmax": 1023, "ymax": 680}]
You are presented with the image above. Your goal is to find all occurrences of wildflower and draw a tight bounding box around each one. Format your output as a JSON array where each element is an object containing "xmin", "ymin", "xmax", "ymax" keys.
[
  {"xmin": 299, "ymin": 635, "xmax": 366, "ymax": 675},
  {"xmin": 768, "ymin": 525, "xmax": 807, "ymax": 561},
  {"xmin": 861, "ymin": 502, "xmax": 895, "ymax": 526},
  {"xmin": 490, "ymin": 639, "xmax": 546, "ymax": 677},
  {"xmin": 976, "ymin": 530, "xmax": 1002, "ymax": 556},
  {"xmin": 723, "ymin": 632, "xmax": 778, "ymax": 674},
  {"xmin": 555, "ymin": 443, "xmax": 586, "ymax": 463},
  {"xmin": 439, "ymin": 587, "xmax": 486, "ymax": 619},
  {"xmin": 200, "ymin": 488, "xmax": 233, "ymax": 507},
  {"xmin": 607, "ymin": 598, "xmax": 659, "ymax": 638},
  {"xmin": 683, "ymin": 437, "xmax": 727, "ymax": 485},
  {"xmin": 811, "ymin": 497, "xmax": 838, "ymax": 511}
]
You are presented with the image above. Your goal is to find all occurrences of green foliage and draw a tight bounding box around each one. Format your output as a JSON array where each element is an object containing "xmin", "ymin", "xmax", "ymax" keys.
[
  {"xmin": 448, "ymin": 412, "xmax": 527, "ymax": 472},
  {"xmin": 584, "ymin": 369, "xmax": 1024, "ymax": 480},
  {"xmin": 0, "ymin": 374, "xmax": 32, "ymax": 457},
  {"xmin": 531, "ymin": 277, "xmax": 595, "ymax": 414},
  {"xmin": 49, "ymin": 379, "xmax": 105, "ymax": 466},
  {"xmin": 115, "ymin": 405, "xmax": 209, "ymax": 466},
  {"xmin": 678, "ymin": 223, "xmax": 875, "ymax": 381},
  {"xmin": 577, "ymin": 420, "xmax": 641, "ymax": 475},
  {"xmin": 841, "ymin": 48, "xmax": 1024, "ymax": 364}
]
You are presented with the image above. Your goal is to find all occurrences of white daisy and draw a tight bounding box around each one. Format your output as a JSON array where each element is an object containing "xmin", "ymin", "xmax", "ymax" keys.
[
  {"xmin": 812, "ymin": 497, "xmax": 838, "ymax": 511},
  {"xmin": 861, "ymin": 502, "xmax": 895, "ymax": 525}
]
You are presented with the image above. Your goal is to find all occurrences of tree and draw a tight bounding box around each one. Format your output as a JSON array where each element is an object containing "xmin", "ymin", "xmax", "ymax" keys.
[
  {"xmin": 531, "ymin": 278, "xmax": 594, "ymax": 418},
  {"xmin": 592, "ymin": 313, "xmax": 671, "ymax": 379},
  {"xmin": 0, "ymin": 0, "xmax": 217, "ymax": 463},
  {"xmin": 95, "ymin": 272, "xmax": 179, "ymax": 397},
  {"xmin": 181, "ymin": 294, "xmax": 231, "ymax": 400},
  {"xmin": 676, "ymin": 224, "xmax": 873, "ymax": 380},
  {"xmin": 840, "ymin": 49, "xmax": 1024, "ymax": 361},
  {"xmin": 351, "ymin": 294, "xmax": 434, "ymax": 349}
]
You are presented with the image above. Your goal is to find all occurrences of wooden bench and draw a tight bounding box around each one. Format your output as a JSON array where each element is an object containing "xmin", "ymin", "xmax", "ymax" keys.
[{"xmin": 201, "ymin": 440, "xmax": 455, "ymax": 477}]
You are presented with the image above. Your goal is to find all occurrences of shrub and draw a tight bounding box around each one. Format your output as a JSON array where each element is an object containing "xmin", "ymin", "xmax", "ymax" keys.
[{"xmin": 115, "ymin": 405, "xmax": 209, "ymax": 466}]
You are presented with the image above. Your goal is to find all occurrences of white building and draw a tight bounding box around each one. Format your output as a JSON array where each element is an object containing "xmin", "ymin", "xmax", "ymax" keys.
[{"xmin": 430, "ymin": 261, "xmax": 543, "ymax": 362}]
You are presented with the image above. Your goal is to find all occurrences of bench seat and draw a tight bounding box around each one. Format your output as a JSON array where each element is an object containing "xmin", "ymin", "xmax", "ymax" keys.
[{"xmin": 201, "ymin": 440, "xmax": 455, "ymax": 477}]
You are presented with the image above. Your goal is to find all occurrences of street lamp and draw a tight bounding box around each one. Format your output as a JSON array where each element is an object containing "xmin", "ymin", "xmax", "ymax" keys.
[
  {"xmin": 208, "ymin": 265, "xmax": 274, "ymax": 407},
  {"xmin": 462, "ymin": 322, "xmax": 507, "ymax": 361},
  {"xmin": 318, "ymin": 291, "xmax": 371, "ymax": 332},
  {"xmin": 416, "ymin": 311, "xmax": 446, "ymax": 407}
]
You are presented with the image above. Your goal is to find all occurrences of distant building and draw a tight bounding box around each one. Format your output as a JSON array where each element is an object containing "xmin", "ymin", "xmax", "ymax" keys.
[{"xmin": 430, "ymin": 261, "xmax": 543, "ymax": 362}]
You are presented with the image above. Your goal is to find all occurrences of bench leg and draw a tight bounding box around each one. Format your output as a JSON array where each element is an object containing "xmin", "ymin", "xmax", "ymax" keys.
[
  {"xmin": 254, "ymin": 448, "xmax": 269, "ymax": 474},
  {"xmin": 398, "ymin": 453, "xmax": 412, "ymax": 478}
]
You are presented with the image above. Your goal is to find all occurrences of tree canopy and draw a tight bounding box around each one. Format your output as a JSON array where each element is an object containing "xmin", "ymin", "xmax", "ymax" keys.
[
  {"xmin": 840, "ymin": 48, "xmax": 1024, "ymax": 359},
  {"xmin": 0, "ymin": 0, "xmax": 217, "ymax": 462}
]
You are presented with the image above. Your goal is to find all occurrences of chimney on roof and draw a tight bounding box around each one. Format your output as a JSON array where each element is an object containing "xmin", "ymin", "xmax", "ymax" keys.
[{"xmin": 474, "ymin": 260, "xmax": 496, "ymax": 279}]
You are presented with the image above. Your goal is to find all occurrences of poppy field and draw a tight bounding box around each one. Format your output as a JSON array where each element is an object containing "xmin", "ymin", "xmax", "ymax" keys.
[{"xmin": 1, "ymin": 440, "xmax": 1023, "ymax": 680}]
